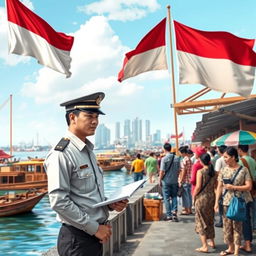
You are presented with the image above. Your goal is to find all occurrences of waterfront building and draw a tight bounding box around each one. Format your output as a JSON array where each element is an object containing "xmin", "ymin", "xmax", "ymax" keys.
[
  {"xmin": 145, "ymin": 120, "xmax": 151, "ymax": 144},
  {"xmin": 139, "ymin": 119, "xmax": 142, "ymax": 142},
  {"xmin": 115, "ymin": 122, "xmax": 121, "ymax": 141},
  {"xmin": 131, "ymin": 117, "xmax": 142, "ymax": 145},
  {"xmin": 95, "ymin": 123, "xmax": 111, "ymax": 149},
  {"xmin": 124, "ymin": 119, "xmax": 131, "ymax": 146},
  {"xmin": 152, "ymin": 129, "xmax": 161, "ymax": 146}
]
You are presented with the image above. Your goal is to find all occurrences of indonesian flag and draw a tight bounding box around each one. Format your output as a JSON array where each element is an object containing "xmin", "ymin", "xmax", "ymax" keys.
[
  {"xmin": 174, "ymin": 21, "xmax": 256, "ymax": 97},
  {"xmin": 6, "ymin": 0, "xmax": 74, "ymax": 77},
  {"xmin": 118, "ymin": 18, "xmax": 167, "ymax": 82},
  {"xmin": 170, "ymin": 132, "xmax": 183, "ymax": 139}
]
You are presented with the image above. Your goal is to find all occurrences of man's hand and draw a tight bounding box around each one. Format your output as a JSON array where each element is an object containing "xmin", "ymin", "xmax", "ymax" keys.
[
  {"xmin": 158, "ymin": 180, "xmax": 162, "ymax": 187},
  {"xmin": 95, "ymin": 224, "xmax": 112, "ymax": 243},
  {"xmin": 108, "ymin": 199, "xmax": 128, "ymax": 212}
]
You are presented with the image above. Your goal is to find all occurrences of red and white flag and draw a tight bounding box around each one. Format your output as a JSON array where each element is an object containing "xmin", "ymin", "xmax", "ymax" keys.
[
  {"xmin": 6, "ymin": 0, "xmax": 74, "ymax": 77},
  {"xmin": 170, "ymin": 132, "xmax": 183, "ymax": 139},
  {"xmin": 174, "ymin": 21, "xmax": 256, "ymax": 97},
  {"xmin": 118, "ymin": 18, "xmax": 167, "ymax": 82}
]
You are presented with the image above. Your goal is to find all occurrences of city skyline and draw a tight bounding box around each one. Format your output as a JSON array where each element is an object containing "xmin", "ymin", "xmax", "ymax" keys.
[
  {"xmin": 0, "ymin": 117, "xmax": 168, "ymax": 148},
  {"xmin": 95, "ymin": 118, "xmax": 169, "ymax": 149}
]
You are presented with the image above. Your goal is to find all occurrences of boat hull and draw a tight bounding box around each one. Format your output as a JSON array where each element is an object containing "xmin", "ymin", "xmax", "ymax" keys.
[
  {"xmin": 101, "ymin": 164, "xmax": 124, "ymax": 171},
  {"xmin": 0, "ymin": 181, "xmax": 47, "ymax": 191},
  {"xmin": 0, "ymin": 191, "xmax": 47, "ymax": 217}
]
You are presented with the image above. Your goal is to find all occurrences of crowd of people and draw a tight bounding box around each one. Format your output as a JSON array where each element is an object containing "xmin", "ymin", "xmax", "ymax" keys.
[{"xmin": 130, "ymin": 143, "xmax": 256, "ymax": 256}]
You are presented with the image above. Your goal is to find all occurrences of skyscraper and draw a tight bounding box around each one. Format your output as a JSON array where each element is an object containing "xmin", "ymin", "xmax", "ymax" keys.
[
  {"xmin": 115, "ymin": 122, "xmax": 120, "ymax": 141},
  {"xmin": 145, "ymin": 120, "xmax": 151, "ymax": 143},
  {"xmin": 95, "ymin": 124, "xmax": 111, "ymax": 149},
  {"xmin": 124, "ymin": 119, "xmax": 131, "ymax": 146},
  {"xmin": 152, "ymin": 129, "xmax": 161, "ymax": 145},
  {"xmin": 132, "ymin": 117, "xmax": 139, "ymax": 145},
  {"xmin": 139, "ymin": 119, "xmax": 142, "ymax": 142}
]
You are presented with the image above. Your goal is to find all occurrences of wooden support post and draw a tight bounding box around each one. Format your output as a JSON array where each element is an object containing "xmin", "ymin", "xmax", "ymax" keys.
[{"xmin": 167, "ymin": 6, "xmax": 179, "ymax": 153}]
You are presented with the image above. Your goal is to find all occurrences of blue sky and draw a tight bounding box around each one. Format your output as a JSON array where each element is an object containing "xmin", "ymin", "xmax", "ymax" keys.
[{"xmin": 0, "ymin": 0, "xmax": 255, "ymax": 147}]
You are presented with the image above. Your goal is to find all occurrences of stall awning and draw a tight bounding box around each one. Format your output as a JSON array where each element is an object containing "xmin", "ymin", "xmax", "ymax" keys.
[{"xmin": 192, "ymin": 98, "xmax": 256, "ymax": 142}]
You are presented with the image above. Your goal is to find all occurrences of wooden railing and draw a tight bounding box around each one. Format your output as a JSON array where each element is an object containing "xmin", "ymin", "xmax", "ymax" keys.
[{"xmin": 103, "ymin": 182, "xmax": 159, "ymax": 256}]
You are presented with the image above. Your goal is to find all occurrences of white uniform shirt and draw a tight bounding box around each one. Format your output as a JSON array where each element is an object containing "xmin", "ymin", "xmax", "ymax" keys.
[{"xmin": 44, "ymin": 131, "xmax": 109, "ymax": 235}]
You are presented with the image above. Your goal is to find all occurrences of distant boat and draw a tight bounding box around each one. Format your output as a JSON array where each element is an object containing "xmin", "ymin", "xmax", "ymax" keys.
[
  {"xmin": 0, "ymin": 159, "xmax": 47, "ymax": 190},
  {"xmin": 0, "ymin": 189, "xmax": 47, "ymax": 217},
  {"xmin": 96, "ymin": 152, "xmax": 125, "ymax": 171},
  {"xmin": 124, "ymin": 161, "xmax": 132, "ymax": 171}
]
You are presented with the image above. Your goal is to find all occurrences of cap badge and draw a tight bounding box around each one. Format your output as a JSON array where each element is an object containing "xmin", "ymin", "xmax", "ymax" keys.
[{"xmin": 96, "ymin": 95, "xmax": 103, "ymax": 105}]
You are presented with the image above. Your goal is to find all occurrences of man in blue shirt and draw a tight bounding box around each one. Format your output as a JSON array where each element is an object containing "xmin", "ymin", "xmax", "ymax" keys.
[{"xmin": 158, "ymin": 143, "xmax": 180, "ymax": 222}]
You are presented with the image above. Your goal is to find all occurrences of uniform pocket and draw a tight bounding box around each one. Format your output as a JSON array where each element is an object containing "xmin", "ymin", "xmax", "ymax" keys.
[
  {"xmin": 77, "ymin": 169, "xmax": 93, "ymax": 179},
  {"xmin": 72, "ymin": 169, "xmax": 95, "ymax": 193}
]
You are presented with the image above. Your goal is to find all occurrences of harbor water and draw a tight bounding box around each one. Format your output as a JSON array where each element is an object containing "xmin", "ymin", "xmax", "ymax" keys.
[{"xmin": 0, "ymin": 151, "xmax": 134, "ymax": 256}]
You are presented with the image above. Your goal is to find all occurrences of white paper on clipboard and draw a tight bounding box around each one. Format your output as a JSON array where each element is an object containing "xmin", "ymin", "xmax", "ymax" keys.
[{"xmin": 92, "ymin": 179, "xmax": 146, "ymax": 208}]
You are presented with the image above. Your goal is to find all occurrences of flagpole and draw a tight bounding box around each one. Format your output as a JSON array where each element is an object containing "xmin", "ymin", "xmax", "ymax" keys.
[
  {"xmin": 167, "ymin": 6, "xmax": 179, "ymax": 154},
  {"xmin": 10, "ymin": 94, "xmax": 13, "ymax": 157}
]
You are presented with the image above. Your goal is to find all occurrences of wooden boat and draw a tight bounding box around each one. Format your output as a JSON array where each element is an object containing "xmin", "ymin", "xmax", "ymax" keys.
[
  {"xmin": 0, "ymin": 189, "xmax": 47, "ymax": 217},
  {"xmin": 0, "ymin": 159, "xmax": 47, "ymax": 190},
  {"xmin": 124, "ymin": 161, "xmax": 132, "ymax": 171},
  {"xmin": 123, "ymin": 155, "xmax": 135, "ymax": 171},
  {"xmin": 97, "ymin": 157, "xmax": 125, "ymax": 171},
  {"xmin": 96, "ymin": 152, "xmax": 125, "ymax": 171},
  {"xmin": 0, "ymin": 96, "xmax": 47, "ymax": 190}
]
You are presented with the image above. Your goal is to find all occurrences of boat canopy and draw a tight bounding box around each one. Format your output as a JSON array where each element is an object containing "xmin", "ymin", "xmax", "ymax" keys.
[{"xmin": 0, "ymin": 150, "xmax": 12, "ymax": 159}]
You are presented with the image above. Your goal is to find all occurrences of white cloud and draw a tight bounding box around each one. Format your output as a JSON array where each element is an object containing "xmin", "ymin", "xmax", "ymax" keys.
[
  {"xmin": 21, "ymin": 16, "xmax": 145, "ymax": 105},
  {"xmin": 78, "ymin": 0, "xmax": 160, "ymax": 21}
]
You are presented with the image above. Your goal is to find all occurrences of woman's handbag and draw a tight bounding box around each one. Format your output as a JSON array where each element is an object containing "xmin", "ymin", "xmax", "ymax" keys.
[
  {"xmin": 219, "ymin": 166, "xmax": 243, "ymax": 216},
  {"xmin": 226, "ymin": 194, "xmax": 246, "ymax": 222},
  {"xmin": 177, "ymin": 185, "xmax": 184, "ymax": 197}
]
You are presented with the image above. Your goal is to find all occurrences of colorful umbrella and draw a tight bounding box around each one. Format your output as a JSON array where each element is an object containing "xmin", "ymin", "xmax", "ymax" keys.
[{"xmin": 211, "ymin": 130, "xmax": 256, "ymax": 146}]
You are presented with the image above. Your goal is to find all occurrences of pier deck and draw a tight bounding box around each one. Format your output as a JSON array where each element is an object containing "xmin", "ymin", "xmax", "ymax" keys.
[
  {"xmin": 42, "ymin": 182, "xmax": 256, "ymax": 256},
  {"xmin": 115, "ymin": 212, "xmax": 256, "ymax": 256}
]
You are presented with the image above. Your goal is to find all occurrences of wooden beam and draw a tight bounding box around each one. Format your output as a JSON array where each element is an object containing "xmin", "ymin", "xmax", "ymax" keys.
[
  {"xmin": 174, "ymin": 94, "xmax": 256, "ymax": 114},
  {"xmin": 177, "ymin": 108, "xmax": 217, "ymax": 115},
  {"xmin": 180, "ymin": 88, "xmax": 210, "ymax": 103}
]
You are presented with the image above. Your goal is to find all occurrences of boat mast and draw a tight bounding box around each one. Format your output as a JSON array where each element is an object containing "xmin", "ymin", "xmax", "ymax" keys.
[{"xmin": 10, "ymin": 94, "xmax": 13, "ymax": 156}]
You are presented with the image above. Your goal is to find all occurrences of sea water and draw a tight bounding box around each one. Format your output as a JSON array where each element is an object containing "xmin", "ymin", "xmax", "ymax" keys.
[{"xmin": 0, "ymin": 151, "xmax": 133, "ymax": 256}]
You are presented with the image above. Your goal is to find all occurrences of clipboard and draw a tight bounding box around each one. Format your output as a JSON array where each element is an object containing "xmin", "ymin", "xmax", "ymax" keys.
[{"xmin": 92, "ymin": 179, "xmax": 146, "ymax": 208}]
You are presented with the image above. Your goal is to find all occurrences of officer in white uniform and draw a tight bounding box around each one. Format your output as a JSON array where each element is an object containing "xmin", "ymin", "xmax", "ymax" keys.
[{"xmin": 44, "ymin": 92, "xmax": 127, "ymax": 256}]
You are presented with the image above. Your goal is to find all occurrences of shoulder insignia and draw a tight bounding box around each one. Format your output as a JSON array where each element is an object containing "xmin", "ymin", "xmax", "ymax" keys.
[{"xmin": 54, "ymin": 138, "xmax": 70, "ymax": 151}]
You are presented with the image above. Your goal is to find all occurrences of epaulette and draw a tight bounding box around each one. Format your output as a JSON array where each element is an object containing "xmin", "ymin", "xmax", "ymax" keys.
[{"xmin": 54, "ymin": 138, "xmax": 70, "ymax": 151}]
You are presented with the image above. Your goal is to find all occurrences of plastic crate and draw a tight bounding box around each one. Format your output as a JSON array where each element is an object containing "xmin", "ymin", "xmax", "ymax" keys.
[{"xmin": 143, "ymin": 198, "xmax": 163, "ymax": 221}]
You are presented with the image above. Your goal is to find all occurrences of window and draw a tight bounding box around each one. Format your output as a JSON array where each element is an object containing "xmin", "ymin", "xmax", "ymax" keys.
[
  {"xmin": 36, "ymin": 165, "xmax": 41, "ymax": 173},
  {"xmin": 2, "ymin": 176, "xmax": 8, "ymax": 184},
  {"xmin": 27, "ymin": 165, "xmax": 35, "ymax": 172}
]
